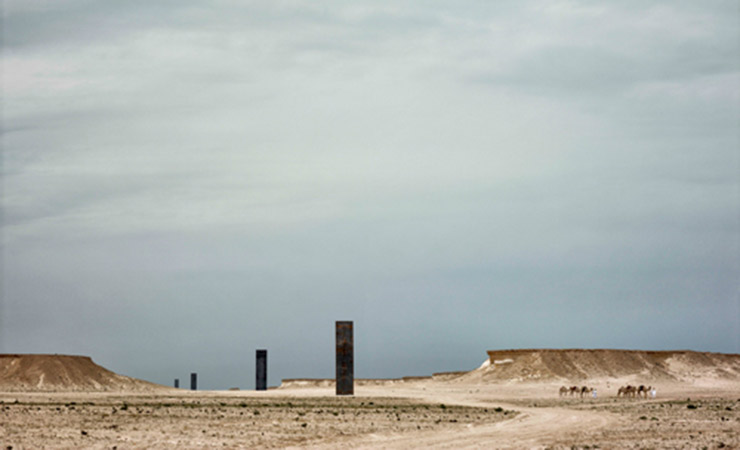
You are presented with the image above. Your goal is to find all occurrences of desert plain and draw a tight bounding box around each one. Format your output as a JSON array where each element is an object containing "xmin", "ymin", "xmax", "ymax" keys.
[{"xmin": 1, "ymin": 350, "xmax": 738, "ymax": 449}]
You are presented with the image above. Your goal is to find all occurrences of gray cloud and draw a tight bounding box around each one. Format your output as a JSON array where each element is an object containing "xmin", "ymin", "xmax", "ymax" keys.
[{"xmin": 2, "ymin": 0, "xmax": 738, "ymax": 389}]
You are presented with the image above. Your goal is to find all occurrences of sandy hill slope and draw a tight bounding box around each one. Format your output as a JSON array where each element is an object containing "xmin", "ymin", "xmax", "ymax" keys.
[
  {"xmin": 458, "ymin": 349, "xmax": 740, "ymax": 384},
  {"xmin": 0, "ymin": 354, "xmax": 166, "ymax": 392}
]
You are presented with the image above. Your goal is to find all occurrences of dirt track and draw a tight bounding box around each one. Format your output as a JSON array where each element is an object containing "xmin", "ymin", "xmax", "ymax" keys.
[{"xmin": 307, "ymin": 401, "xmax": 615, "ymax": 449}]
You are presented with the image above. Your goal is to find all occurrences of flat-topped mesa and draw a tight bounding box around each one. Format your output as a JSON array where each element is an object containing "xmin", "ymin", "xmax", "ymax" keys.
[
  {"xmin": 0, "ymin": 354, "xmax": 166, "ymax": 392},
  {"xmin": 477, "ymin": 349, "xmax": 740, "ymax": 383}
]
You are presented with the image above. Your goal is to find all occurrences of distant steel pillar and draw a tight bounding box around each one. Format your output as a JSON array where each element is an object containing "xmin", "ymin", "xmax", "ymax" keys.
[
  {"xmin": 256, "ymin": 349, "xmax": 267, "ymax": 391},
  {"xmin": 336, "ymin": 321, "xmax": 354, "ymax": 395},
  {"xmin": 174, "ymin": 378, "xmax": 179, "ymax": 388},
  {"xmin": 190, "ymin": 373, "xmax": 197, "ymax": 391}
]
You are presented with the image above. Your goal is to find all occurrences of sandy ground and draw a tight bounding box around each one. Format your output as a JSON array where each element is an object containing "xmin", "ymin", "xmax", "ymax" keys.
[{"xmin": 1, "ymin": 380, "xmax": 738, "ymax": 449}]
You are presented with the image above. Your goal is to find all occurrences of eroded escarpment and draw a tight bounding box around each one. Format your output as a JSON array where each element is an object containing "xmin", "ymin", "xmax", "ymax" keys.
[
  {"xmin": 0, "ymin": 354, "xmax": 166, "ymax": 392},
  {"xmin": 464, "ymin": 349, "xmax": 740, "ymax": 383}
]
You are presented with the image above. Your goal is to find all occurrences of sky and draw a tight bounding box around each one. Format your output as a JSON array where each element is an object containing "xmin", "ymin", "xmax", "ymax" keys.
[{"xmin": 1, "ymin": 1, "xmax": 739, "ymax": 390}]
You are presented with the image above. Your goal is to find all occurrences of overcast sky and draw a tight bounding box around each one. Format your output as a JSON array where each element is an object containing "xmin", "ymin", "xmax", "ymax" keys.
[{"xmin": 2, "ymin": 1, "xmax": 739, "ymax": 389}]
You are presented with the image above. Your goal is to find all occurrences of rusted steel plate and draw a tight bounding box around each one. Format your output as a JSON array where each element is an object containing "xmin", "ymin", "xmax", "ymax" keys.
[{"xmin": 336, "ymin": 321, "xmax": 354, "ymax": 396}]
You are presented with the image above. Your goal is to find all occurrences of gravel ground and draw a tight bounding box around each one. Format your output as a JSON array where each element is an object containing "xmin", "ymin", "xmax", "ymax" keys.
[{"xmin": 0, "ymin": 394, "xmax": 512, "ymax": 449}]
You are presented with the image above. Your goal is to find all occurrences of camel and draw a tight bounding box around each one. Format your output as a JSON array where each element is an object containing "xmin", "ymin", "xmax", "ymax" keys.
[
  {"xmin": 580, "ymin": 386, "xmax": 594, "ymax": 398},
  {"xmin": 559, "ymin": 386, "xmax": 569, "ymax": 397},
  {"xmin": 637, "ymin": 385, "xmax": 652, "ymax": 399},
  {"xmin": 569, "ymin": 386, "xmax": 579, "ymax": 396},
  {"xmin": 617, "ymin": 385, "xmax": 637, "ymax": 398}
]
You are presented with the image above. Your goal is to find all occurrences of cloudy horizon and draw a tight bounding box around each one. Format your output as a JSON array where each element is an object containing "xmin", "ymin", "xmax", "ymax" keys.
[{"xmin": 2, "ymin": 1, "xmax": 738, "ymax": 389}]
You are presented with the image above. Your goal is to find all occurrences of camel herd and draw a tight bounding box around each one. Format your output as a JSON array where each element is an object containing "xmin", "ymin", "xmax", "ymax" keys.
[
  {"xmin": 558, "ymin": 385, "xmax": 595, "ymax": 397},
  {"xmin": 558, "ymin": 384, "xmax": 656, "ymax": 398},
  {"xmin": 617, "ymin": 384, "xmax": 655, "ymax": 398}
]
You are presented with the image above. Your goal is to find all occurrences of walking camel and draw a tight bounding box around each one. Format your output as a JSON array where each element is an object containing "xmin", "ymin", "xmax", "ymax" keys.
[
  {"xmin": 617, "ymin": 385, "xmax": 637, "ymax": 398},
  {"xmin": 637, "ymin": 385, "xmax": 652, "ymax": 398}
]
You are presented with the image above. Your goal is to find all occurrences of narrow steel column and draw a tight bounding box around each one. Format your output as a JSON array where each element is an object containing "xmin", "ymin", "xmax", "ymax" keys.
[
  {"xmin": 174, "ymin": 378, "xmax": 179, "ymax": 389},
  {"xmin": 335, "ymin": 320, "xmax": 354, "ymax": 395},
  {"xmin": 256, "ymin": 349, "xmax": 267, "ymax": 391},
  {"xmin": 190, "ymin": 373, "xmax": 197, "ymax": 390}
]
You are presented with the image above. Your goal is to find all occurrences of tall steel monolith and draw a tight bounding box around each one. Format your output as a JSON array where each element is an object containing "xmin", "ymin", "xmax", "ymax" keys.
[
  {"xmin": 190, "ymin": 373, "xmax": 197, "ymax": 390},
  {"xmin": 256, "ymin": 349, "xmax": 267, "ymax": 391},
  {"xmin": 335, "ymin": 320, "xmax": 354, "ymax": 395},
  {"xmin": 174, "ymin": 378, "xmax": 179, "ymax": 388}
]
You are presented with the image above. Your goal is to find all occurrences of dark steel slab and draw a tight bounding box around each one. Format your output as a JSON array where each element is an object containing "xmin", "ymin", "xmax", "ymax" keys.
[
  {"xmin": 256, "ymin": 349, "xmax": 267, "ymax": 391},
  {"xmin": 335, "ymin": 321, "xmax": 354, "ymax": 395}
]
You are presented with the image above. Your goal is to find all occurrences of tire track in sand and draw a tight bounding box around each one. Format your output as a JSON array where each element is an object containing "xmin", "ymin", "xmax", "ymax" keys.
[{"xmin": 300, "ymin": 396, "xmax": 617, "ymax": 449}]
